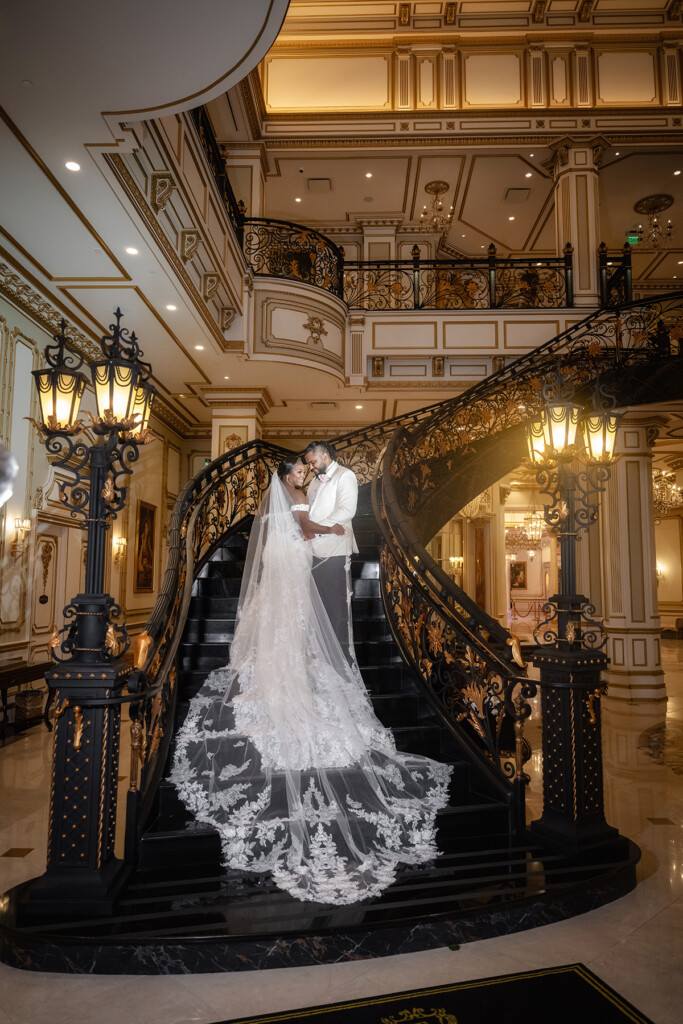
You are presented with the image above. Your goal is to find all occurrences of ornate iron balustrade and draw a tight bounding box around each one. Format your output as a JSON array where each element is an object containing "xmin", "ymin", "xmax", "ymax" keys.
[
  {"xmin": 393, "ymin": 292, "xmax": 683, "ymax": 516},
  {"xmin": 343, "ymin": 245, "xmax": 572, "ymax": 311},
  {"xmin": 373, "ymin": 455, "xmax": 534, "ymax": 836},
  {"xmin": 124, "ymin": 441, "xmax": 292, "ymax": 853},
  {"xmin": 189, "ymin": 106, "xmax": 244, "ymax": 245},
  {"xmin": 242, "ymin": 218, "xmax": 344, "ymax": 298},
  {"xmin": 366, "ymin": 292, "xmax": 682, "ymax": 825}
]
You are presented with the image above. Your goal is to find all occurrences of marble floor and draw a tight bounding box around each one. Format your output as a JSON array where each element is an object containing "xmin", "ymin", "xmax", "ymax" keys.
[{"xmin": 0, "ymin": 644, "xmax": 682, "ymax": 1024}]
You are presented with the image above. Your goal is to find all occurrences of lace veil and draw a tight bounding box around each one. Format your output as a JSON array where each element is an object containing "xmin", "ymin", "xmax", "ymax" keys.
[{"xmin": 170, "ymin": 470, "xmax": 452, "ymax": 905}]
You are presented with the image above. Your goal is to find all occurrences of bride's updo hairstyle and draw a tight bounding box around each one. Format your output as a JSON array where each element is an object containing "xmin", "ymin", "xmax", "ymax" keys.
[{"xmin": 277, "ymin": 457, "xmax": 302, "ymax": 480}]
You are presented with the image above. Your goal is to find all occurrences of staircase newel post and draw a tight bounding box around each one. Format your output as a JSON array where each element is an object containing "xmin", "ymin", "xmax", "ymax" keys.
[
  {"xmin": 564, "ymin": 242, "xmax": 574, "ymax": 307},
  {"xmin": 597, "ymin": 242, "xmax": 608, "ymax": 306},
  {"xmin": 622, "ymin": 242, "xmax": 632, "ymax": 303},
  {"xmin": 488, "ymin": 243, "xmax": 497, "ymax": 308},
  {"xmin": 411, "ymin": 244, "xmax": 421, "ymax": 309}
]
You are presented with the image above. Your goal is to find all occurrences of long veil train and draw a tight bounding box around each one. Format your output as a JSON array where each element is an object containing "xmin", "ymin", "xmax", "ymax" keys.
[{"xmin": 170, "ymin": 472, "xmax": 452, "ymax": 905}]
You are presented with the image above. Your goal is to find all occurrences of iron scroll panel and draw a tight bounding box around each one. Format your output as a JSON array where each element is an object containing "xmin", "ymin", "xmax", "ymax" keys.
[
  {"xmin": 392, "ymin": 292, "xmax": 683, "ymax": 516},
  {"xmin": 373, "ymin": 451, "xmax": 534, "ymax": 787},
  {"xmin": 129, "ymin": 441, "xmax": 291, "ymax": 826},
  {"xmin": 243, "ymin": 218, "xmax": 344, "ymax": 298}
]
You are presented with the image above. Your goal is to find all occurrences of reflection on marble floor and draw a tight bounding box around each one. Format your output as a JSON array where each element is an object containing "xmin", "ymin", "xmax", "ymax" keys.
[{"xmin": 0, "ymin": 644, "xmax": 682, "ymax": 1024}]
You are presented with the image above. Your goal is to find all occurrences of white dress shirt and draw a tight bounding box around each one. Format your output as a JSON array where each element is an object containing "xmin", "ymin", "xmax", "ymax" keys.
[{"xmin": 307, "ymin": 461, "xmax": 359, "ymax": 558}]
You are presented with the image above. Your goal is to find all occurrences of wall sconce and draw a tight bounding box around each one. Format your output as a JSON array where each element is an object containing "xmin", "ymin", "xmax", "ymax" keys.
[
  {"xmin": 448, "ymin": 555, "xmax": 464, "ymax": 576},
  {"xmin": 11, "ymin": 517, "xmax": 31, "ymax": 558},
  {"xmin": 656, "ymin": 563, "xmax": 664, "ymax": 582},
  {"xmin": 113, "ymin": 535, "xmax": 127, "ymax": 570}
]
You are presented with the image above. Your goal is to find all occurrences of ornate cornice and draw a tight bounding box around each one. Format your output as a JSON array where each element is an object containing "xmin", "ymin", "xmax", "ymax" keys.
[{"xmin": 0, "ymin": 251, "xmax": 189, "ymax": 439}]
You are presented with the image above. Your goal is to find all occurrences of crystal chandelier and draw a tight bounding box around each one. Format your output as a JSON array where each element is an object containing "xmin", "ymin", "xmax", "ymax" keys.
[
  {"xmin": 652, "ymin": 470, "xmax": 683, "ymax": 519},
  {"xmin": 420, "ymin": 180, "xmax": 453, "ymax": 235},
  {"xmin": 633, "ymin": 194, "xmax": 674, "ymax": 249}
]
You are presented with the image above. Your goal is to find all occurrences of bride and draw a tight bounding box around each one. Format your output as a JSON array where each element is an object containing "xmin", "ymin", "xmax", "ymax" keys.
[{"xmin": 170, "ymin": 457, "xmax": 452, "ymax": 905}]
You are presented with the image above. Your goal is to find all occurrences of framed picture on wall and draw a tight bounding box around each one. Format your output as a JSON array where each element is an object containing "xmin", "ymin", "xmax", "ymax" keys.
[
  {"xmin": 134, "ymin": 500, "xmax": 156, "ymax": 592},
  {"xmin": 510, "ymin": 560, "xmax": 527, "ymax": 590}
]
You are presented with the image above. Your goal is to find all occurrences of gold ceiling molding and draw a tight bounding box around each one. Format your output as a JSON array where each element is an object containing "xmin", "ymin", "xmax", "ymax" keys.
[
  {"xmin": 106, "ymin": 153, "xmax": 238, "ymax": 354},
  {"xmin": 365, "ymin": 379, "xmax": 467, "ymax": 390},
  {"xmin": 266, "ymin": 31, "xmax": 677, "ymax": 52}
]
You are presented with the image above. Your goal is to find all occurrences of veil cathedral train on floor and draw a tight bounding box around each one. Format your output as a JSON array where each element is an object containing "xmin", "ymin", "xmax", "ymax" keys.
[{"xmin": 170, "ymin": 466, "xmax": 452, "ymax": 906}]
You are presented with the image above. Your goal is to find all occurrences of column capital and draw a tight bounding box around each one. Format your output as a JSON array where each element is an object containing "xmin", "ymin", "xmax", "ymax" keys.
[{"xmin": 547, "ymin": 135, "xmax": 610, "ymax": 176}]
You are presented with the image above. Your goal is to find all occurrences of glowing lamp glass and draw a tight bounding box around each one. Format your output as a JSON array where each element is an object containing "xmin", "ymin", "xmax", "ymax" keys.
[
  {"xmin": 32, "ymin": 365, "xmax": 86, "ymax": 430},
  {"xmin": 92, "ymin": 359, "xmax": 139, "ymax": 422},
  {"xmin": 543, "ymin": 401, "xmax": 582, "ymax": 455},
  {"xmin": 582, "ymin": 411, "xmax": 621, "ymax": 463},
  {"xmin": 130, "ymin": 381, "xmax": 156, "ymax": 434}
]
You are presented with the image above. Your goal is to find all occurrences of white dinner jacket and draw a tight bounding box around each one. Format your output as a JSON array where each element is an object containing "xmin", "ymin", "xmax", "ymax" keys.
[{"xmin": 307, "ymin": 461, "xmax": 359, "ymax": 558}]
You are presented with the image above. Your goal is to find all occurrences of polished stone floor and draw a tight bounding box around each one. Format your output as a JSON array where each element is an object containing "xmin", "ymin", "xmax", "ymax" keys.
[{"xmin": 0, "ymin": 643, "xmax": 682, "ymax": 1024}]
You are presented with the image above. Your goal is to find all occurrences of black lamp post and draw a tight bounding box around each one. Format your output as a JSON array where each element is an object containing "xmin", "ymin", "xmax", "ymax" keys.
[
  {"xmin": 24, "ymin": 310, "xmax": 155, "ymax": 916},
  {"xmin": 525, "ymin": 366, "xmax": 627, "ymax": 854}
]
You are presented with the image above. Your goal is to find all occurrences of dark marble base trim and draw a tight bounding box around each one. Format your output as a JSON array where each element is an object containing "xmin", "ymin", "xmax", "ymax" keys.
[{"xmin": 0, "ymin": 844, "xmax": 639, "ymax": 975}]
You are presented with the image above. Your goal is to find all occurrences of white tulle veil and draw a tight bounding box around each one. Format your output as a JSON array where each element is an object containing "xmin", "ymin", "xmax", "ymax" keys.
[{"xmin": 170, "ymin": 470, "xmax": 452, "ymax": 905}]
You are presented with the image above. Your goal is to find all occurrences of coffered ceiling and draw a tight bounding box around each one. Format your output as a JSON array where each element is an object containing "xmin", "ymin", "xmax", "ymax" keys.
[{"xmin": 0, "ymin": 0, "xmax": 682, "ymax": 456}]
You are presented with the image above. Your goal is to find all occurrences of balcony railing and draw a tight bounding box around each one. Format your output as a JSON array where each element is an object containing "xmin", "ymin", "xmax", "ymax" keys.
[
  {"xmin": 344, "ymin": 244, "xmax": 573, "ymax": 310},
  {"xmin": 599, "ymin": 243, "xmax": 633, "ymax": 308},
  {"xmin": 242, "ymin": 217, "xmax": 344, "ymax": 298}
]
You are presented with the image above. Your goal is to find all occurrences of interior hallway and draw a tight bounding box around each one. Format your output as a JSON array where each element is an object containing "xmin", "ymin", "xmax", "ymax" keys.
[{"xmin": 0, "ymin": 642, "xmax": 681, "ymax": 1024}]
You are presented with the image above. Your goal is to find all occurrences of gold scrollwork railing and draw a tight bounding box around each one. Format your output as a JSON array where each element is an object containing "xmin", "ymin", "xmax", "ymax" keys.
[{"xmin": 124, "ymin": 441, "xmax": 292, "ymax": 853}]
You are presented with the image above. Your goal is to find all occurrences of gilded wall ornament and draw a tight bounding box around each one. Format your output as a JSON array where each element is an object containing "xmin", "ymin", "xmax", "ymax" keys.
[
  {"xmin": 221, "ymin": 306, "xmax": 236, "ymax": 331},
  {"xmin": 303, "ymin": 315, "xmax": 328, "ymax": 347},
  {"xmin": 150, "ymin": 172, "xmax": 176, "ymax": 213},
  {"xmin": 202, "ymin": 273, "xmax": 219, "ymax": 301},
  {"xmin": 180, "ymin": 229, "xmax": 201, "ymax": 262}
]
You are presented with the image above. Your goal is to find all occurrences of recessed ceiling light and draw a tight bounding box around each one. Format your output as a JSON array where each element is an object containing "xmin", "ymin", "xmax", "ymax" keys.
[
  {"xmin": 355, "ymin": 404, "xmax": 363, "ymax": 409},
  {"xmin": 615, "ymin": 151, "xmax": 620, "ymax": 156},
  {"xmin": 125, "ymin": 247, "xmax": 138, "ymax": 255},
  {"xmin": 224, "ymin": 375, "xmax": 230, "ymax": 379},
  {"xmin": 65, "ymin": 161, "xmax": 80, "ymax": 172},
  {"xmin": 295, "ymin": 197, "xmax": 302, "ymax": 202},
  {"xmin": 536, "ymin": 262, "xmax": 541, "ymax": 266},
  {"xmin": 525, "ymin": 172, "xmax": 532, "ymax": 178},
  {"xmin": 178, "ymin": 394, "xmax": 185, "ymax": 398},
  {"xmin": 461, "ymin": 234, "xmax": 466, "ymax": 238},
  {"xmin": 195, "ymin": 345, "xmax": 204, "ymax": 350},
  {"xmin": 166, "ymin": 304, "xmax": 177, "ymax": 310},
  {"xmin": 529, "ymin": 153, "xmax": 534, "ymax": 157},
  {"xmin": 365, "ymin": 172, "xmax": 373, "ymax": 178},
  {"xmin": 675, "ymin": 170, "xmax": 681, "ymax": 176},
  {"xmin": 607, "ymin": 262, "xmax": 613, "ymax": 267},
  {"xmin": 481, "ymin": 244, "xmax": 485, "ymax": 248},
  {"xmin": 508, "ymin": 216, "xmax": 515, "ymax": 221},
  {"xmin": 678, "ymin": 260, "xmax": 683, "ymax": 264}
]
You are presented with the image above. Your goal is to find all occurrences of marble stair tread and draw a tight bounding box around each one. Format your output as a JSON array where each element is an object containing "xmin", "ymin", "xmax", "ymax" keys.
[{"xmin": 25, "ymin": 850, "xmax": 628, "ymax": 941}]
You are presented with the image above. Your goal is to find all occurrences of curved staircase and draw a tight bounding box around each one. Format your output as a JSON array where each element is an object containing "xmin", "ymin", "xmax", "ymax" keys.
[{"xmin": 3, "ymin": 294, "xmax": 682, "ymax": 973}]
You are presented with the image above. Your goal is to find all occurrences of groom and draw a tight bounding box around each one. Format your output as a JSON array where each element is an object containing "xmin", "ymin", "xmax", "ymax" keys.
[{"xmin": 304, "ymin": 441, "xmax": 358, "ymax": 662}]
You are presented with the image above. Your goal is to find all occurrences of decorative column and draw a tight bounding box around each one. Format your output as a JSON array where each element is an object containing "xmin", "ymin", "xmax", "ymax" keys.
[
  {"xmin": 600, "ymin": 416, "xmax": 666, "ymax": 703},
  {"xmin": 549, "ymin": 136, "xmax": 606, "ymax": 307},
  {"xmin": 203, "ymin": 387, "xmax": 274, "ymax": 459}
]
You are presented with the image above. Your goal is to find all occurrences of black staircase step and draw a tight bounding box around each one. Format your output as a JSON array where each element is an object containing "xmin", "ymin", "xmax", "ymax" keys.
[
  {"xmin": 352, "ymin": 618, "xmax": 393, "ymax": 642},
  {"xmin": 352, "ymin": 577, "xmax": 381, "ymax": 598},
  {"xmin": 352, "ymin": 596, "xmax": 385, "ymax": 618},
  {"xmin": 183, "ymin": 618, "xmax": 236, "ymax": 643},
  {"xmin": 200, "ymin": 561, "xmax": 245, "ymax": 579},
  {"xmin": 370, "ymin": 692, "xmax": 421, "ymax": 725},
  {"xmin": 194, "ymin": 576, "xmax": 242, "ymax": 598},
  {"xmin": 355, "ymin": 640, "xmax": 403, "ymax": 666},
  {"xmin": 350, "ymin": 560, "xmax": 379, "ymax": 579},
  {"xmin": 189, "ymin": 596, "xmax": 240, "ymax": 618},
  {"xmin": 180, "ymin": 644, "xmax": 230, "ymax": 670}
]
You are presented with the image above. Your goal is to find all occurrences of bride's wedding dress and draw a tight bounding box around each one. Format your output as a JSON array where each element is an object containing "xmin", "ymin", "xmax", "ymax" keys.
[{"xmin": 170, "ymin": 473, "xmax": 452, "ymax": 905}]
